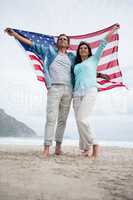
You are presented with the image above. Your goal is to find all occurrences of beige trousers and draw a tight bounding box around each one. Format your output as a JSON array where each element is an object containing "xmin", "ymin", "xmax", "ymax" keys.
[
  {"xmin": 73, "ymin": 87, "xmax": 98, "ymax": 150},
  {"xmin": 44, "ymin": 84, "xmax": 72, "ymax": 146}
]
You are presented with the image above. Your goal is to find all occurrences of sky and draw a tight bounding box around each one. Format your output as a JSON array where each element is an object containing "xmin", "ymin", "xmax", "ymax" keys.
[{"xmin": 0, "ymin": 0, "xmax": 133, "ymax": 136}]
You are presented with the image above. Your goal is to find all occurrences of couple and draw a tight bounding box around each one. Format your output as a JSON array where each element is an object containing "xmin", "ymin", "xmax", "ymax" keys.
[{"xmin": 5, "ymin": 24, "xmax": 119, "ymax": 158}]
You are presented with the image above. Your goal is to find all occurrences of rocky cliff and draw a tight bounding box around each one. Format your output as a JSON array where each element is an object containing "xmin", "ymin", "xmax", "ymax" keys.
[{"xmin": 0, "ymin": 109, "xmax": 37, "ymax": 137}]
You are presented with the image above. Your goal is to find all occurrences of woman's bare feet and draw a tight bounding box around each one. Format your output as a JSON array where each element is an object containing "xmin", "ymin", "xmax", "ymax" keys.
[
  {"xmin": 92, "ymin": 144, "xmax": 101, "ymax": 159},
  {"xmin": 42, "ymin": 146, "xmax": 50, "ymax": 157},
  {"xmin": 81, "ymin": 146, "xmax": 93, "ymax": 158}
]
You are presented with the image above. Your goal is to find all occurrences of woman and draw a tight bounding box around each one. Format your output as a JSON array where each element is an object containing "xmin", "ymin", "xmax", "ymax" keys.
[{"xmin": 73, "ymin": 24, "xmax": 119, "ymax": 158}]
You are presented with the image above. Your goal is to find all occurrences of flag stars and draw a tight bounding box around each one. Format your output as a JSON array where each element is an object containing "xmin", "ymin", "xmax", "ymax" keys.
[{"xmin": 41, "ymin": 44, "xmax": 44, "ymax": 47}]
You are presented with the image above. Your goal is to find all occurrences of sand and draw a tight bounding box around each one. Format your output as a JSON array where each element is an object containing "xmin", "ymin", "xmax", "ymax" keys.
[{"xmin": 0, "ymin": 145, "xmax": 133, "ymax": 200}]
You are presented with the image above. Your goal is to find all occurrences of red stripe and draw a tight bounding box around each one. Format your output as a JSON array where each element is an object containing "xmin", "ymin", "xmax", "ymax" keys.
[
  {"xmin": 69, "ymin": 24, "xmax": 118, "ymax": 39},
  {"xmin": 101, "ymin": 46, "xmax": 118, "ymax": 57},
  {"xmin": 29, "ymin": 55, "xmax": 43, "ymax": 66},
  {"xmin": 98, "ymin": 80, "xmax": 122, "ymax": 85},
  {"xmin": 69, "ymin": 34, "xmax": 118, "ymax": 51},
  {"xmin": 109, "ymin": 71, "xmax": 122, "ymax": 79},
  {"xmin": 97, "ymin": 59, "xmax": 118, "ymax": 71},
  {"xmin": 98, "ymin": 84, "xmax": 126, "ymax": 92},
  {"xmin": 37, "ymin": 76, "xmax": 47, "ymax": 89},
  {"xmin": 97, "ymin": 71, "xmax": 122, "ymax": 85},
  {"xmin": 33, "ymin": 64, "xmax": 43, "ymax": 72},
  {"xmin": 37, "ymin": 76, "xmax": 45, "ymax": 82},
  {"xmin": 90, "ymin": 34, "xmax": 118, "ymax": 49}
]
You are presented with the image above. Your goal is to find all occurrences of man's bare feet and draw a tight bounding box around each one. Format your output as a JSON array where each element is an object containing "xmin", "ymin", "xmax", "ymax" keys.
[
  {"xmin": 42, "ymin": 146, "xmax": 50, "ymax": 157},
  {"xmin": 92, "ymin": 144, "xmax": 101, "ymax": 159},
  {"xmin": 55, "ymin": 142, "xmax": 62, "ymax": 155}
]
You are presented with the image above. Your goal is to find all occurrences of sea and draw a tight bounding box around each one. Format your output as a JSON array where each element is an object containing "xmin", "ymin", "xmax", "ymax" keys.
[{"xmin": 0, "ymin": 114, "xmax": 133, "ymax": 148}]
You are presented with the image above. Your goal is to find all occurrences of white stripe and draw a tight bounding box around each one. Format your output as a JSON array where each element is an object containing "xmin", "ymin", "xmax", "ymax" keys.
[
  {"xmin": 98, "ymin": 76, "xmax": 122, "ymax": 83},
  {"xmin": 70, "ymin": 32, "xmax": 108, "ymax": 45},
  {"xmin": 100, "ymin": 66, "xmax": 120, "ymax": 75},
  {"xmin": 92, "ymin": 40, "xmax": 118, "ymax": 53},
  {"xmin": 27, "ymin": 51, "xmax": 44, "ymax": 64},
  {"xmin": 26, "ymin": 52, "xmax": 44, "ymax": 69},
  {"xmin": 70, "ymin": 30, "xmax": 118, "ymax": 45},
  {"xmin": 69, "ymin": 40, "xmax": 118, "ymax": 54},
  {"xmin": 111, "ymin": 77, "xmax": 123, "ymax": 82},
  {"xmin": 98, "ymin": 52, "xmax": 118, "ymax": 65},
  {"xmin": 31, "ymin": 60, "xmax": 44, "ymax": 68},
  {"xmin": 97, "ymin": 81, "xmax": 122, "ymax": 88},
  {"xmin": 27, "ymin": 51, "xmax": 36, "ymax": 56},
  {"xmin": 34, "ymin": 70, "xmax": 44, "ymax": 77}
]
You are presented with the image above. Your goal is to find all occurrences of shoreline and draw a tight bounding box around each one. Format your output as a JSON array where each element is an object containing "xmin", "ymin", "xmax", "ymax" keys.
[{"xmin": 0, "ymin": 137, "xmax": 133, "ymax": 148}]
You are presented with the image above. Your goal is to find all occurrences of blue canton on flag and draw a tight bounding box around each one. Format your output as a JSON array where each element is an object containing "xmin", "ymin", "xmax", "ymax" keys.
[
  {"xmin": 13, "ymin": 29, "xmax": 56, "ymax": 86},
  {"xmin": 14, "ymin": 29, "xmax": 56, "ymax": 60}
]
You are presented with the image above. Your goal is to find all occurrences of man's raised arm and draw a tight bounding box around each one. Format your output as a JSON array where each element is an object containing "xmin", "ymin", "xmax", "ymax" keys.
[{"xmin": 4, "ymin": 28, "xmax": 32, "ymax": 46}]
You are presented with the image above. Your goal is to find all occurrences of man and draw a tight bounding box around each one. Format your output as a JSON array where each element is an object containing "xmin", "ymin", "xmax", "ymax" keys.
[{"xmin": 5, "ymin": 28, "xmax": 75, "ymax": 157}]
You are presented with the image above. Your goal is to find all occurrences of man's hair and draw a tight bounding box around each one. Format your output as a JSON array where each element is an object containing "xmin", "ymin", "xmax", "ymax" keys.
[
  {"xmin": 75, "ymin": 41, "xmax": 92, "ymax": 65},
  {"xmin": 57, "ymin": 34, "xmax": 70, "ymax": 47}
]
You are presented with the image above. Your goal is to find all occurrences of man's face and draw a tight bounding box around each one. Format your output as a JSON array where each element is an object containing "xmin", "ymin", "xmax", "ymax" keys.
[{"xmin": 57, "ymin": 35, "xmax": 69, "ymax": 49}]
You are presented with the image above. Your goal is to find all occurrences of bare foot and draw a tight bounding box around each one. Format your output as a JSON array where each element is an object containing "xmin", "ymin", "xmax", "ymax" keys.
[
  {"xmin": 55, "ymin": 143, "xmax": 62, "ymax": 155},
  {"xmin": 92, "ymin": 144, "xmax": 101, "ymax": 159},
  {"xmin": 42, "ymin": 146, "xmax": 50, "ymax": 157},
  {"xmin": 81, "ymin": 149, "xmax": 88, "ymax": 156},
  {"xmin": 81, "ymin": 147, "xmax": 93, "ymax": 158}
]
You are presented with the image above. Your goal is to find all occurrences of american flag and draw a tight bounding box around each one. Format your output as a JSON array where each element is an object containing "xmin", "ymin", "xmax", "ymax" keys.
[{"xmin": 13, "ymin": 24, "xmax": 126, "ymax": 92}]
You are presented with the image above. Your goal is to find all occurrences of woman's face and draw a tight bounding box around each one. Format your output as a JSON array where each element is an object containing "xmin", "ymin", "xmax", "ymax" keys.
[{"xmin": 79, "ymin": 44, "xmax": 90, "ymax": 58}]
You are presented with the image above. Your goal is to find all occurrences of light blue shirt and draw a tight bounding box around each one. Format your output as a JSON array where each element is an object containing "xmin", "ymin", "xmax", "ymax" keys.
[{"xmin": 74, "ymin": 39, "xmax": 107, "ymax": 96}]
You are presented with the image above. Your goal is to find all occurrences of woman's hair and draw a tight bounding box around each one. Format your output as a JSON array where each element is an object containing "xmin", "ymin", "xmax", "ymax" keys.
[
  {"xmin": 75, "ymin": 41, "xmax": 92, "ymax": 65},
  {"xmin": 57, "ymin": 34, "xmax": 70, "ymax": 47}
]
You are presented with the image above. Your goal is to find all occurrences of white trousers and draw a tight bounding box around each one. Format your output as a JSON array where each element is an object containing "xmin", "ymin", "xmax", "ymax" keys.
[
  {"xmin": 73, "ymin": 87, "xmax": 98, "ymax": 150},
  {"xmin": 44, "ymin": 84, "xmax": 72, "ymax": 146}
]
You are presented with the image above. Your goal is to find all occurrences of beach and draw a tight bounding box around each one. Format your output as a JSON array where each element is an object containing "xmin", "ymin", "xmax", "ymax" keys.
[{"xmin": 0, "ymin": 145, "xmax": 133, "ymax": 200}]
